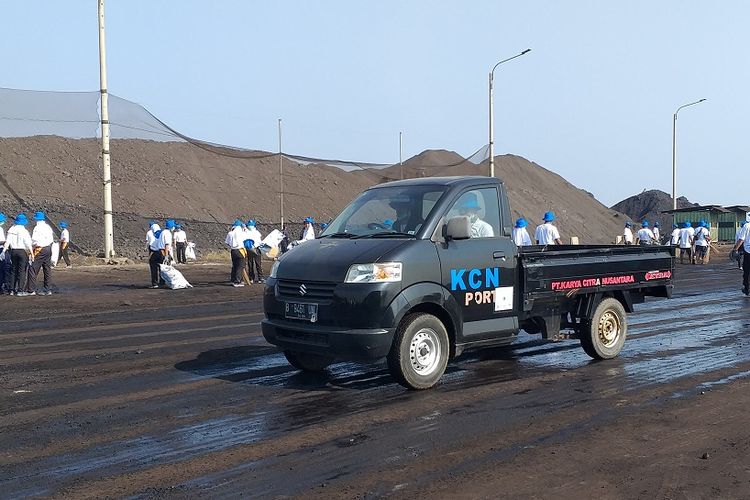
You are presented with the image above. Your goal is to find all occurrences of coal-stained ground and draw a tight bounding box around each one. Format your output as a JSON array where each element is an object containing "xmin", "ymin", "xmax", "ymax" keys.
[{"xmin": 1, "ymin": 261, "xmax": 749, "ymax": 499}]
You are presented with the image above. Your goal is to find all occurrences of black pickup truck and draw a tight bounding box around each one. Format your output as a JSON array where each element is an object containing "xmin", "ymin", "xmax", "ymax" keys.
[{"xmin": 262, "ymin": 176, "xmax": 674, "ymax": 389}]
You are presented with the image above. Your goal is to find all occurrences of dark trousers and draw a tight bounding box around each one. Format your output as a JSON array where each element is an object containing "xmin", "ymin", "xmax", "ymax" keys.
[
  {"xmin": 230, "ymin": 249, "xmax": 246, "ymax": 284},
  {"xmin": 247, "ymin": 249, "xmax": 263, "ymax": 281},
  {"xmin": 149, "ymin": 250, "xmax": 165, "ymax": 286},
  {"xmin": 27, "ymin": 246, "xmax": 52, "ymax": 292},
  {"xmin": 9, "ymin": 249, "xmax": 29, "ymax": 292},
  {"xmin": 743, "ymin": 252, "xmax": 750, "ymax": 292},
  {"xmin": 738, "ymin": 247, "xmax": 745, "ymax": 270},
  {"xmin": 60, "ymin": 243, "xmax": 71, "ymax": 266},
  {"xmin": 0, "ymin": 245, "xmax": 6, "ymax": 290},
  {"xmin": 176, "ymin": 242, "xmax": 187, "ymax": 264}
]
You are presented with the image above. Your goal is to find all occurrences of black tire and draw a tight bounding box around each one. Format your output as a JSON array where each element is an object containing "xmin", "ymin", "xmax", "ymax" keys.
[
  {"xmin": 387, "ymin": 313, "xmax": 450, "ymax": 390},
  {"xmin": 579, "ymin": 297, "xmax": 627, "ymax": 360},
  {"xmin": 283, "ymin": 350, "xmax": 334, "ymax": 372}
]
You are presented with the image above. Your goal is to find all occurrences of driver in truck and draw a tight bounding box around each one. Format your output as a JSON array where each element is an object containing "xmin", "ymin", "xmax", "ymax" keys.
[
  {"xmin": 457, "ymin": 192, "xmax": 494, "ymax": 238},
  {"xmin": 389, "ymin": 196, "xmax": 422, "ymax": 234}
]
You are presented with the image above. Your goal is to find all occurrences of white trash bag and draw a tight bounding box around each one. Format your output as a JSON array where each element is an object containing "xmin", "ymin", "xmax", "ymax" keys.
[
  {"xmin": 159, "ymin": 263, "xmax": 193, "ymax": 289},
  {"xmin": 259, "ymin": 229, "xmax": 285, "ymax": 257},
  {"xmin": 51, "ymin": 242, "xmax": 60, "ymax": 267},
  {"xmin": 185, "ymin": 241, "xmax": 197, "ymax": 261}
]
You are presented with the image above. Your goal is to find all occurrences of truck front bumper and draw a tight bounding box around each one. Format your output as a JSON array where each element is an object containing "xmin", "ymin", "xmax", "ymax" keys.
[{"xmin": 261, "ymin": 318, "xmax": 395, "ymax": 361}]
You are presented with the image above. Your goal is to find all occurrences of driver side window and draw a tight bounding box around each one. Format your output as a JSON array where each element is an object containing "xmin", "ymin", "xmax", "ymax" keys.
[{"xmin": 446, "ymin": 188, "xmax": 500, "ymax": 239}]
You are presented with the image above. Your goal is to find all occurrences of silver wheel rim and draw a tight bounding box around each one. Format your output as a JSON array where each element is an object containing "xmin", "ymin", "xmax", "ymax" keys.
[
  {"xmin": 409, "ymin": 328, "xmax": 441, "ymax": 376},
  {"xmin": 597, "ymin": 310, "xmax": 621, "ymax": 348}
]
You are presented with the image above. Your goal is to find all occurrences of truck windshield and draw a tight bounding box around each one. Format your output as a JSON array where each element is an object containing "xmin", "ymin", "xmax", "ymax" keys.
[{"xmin": 321, "ymin": 185, "xmax": 447, "ymax": 238}]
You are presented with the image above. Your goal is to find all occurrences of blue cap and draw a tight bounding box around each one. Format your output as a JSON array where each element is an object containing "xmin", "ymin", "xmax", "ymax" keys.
[
  {"xmin": 625, "ymin": 221, "xmax": 633, "ymax": 228},
  {"xmin": 0, "ymin": 212, "xmax": 6, "ymax": 224},
  {"xmin": 320, "ymin": 223, "xmax": 328, "ymax": 230},
  {"xmin": 148, "ymin": 219, "xmax": 156, "ymax": 226},
  {"xmin": 175, "ymin": 223, "xmax": 182, "ymax": 229},
  {"xmin": 543, "ymin": 211, "xmax": 555, "ymax": 222},
  {"xmin": 654, "ymin": 221, "xmax": 660, "ymax": 227},
  {"xmin": 459, "ymin": 193, "xmax": 482, "ymax": 211},
  {"xmin": 700, "ymin": 220, "xmax": 708, "ymax": 228},
  {"xmin": 246, "ymin": 219, "xmax": 256, "ymax": 227},
  {"xmin": 741, "ymin": 221, "xmax": 747, "ymax": 227},
  {"xmin": 243, "ymin": 239, "xmax": 255, "ymax": 249},
  {"xmin": 673, "ymin": 223, "xmax": 678, "ymax": 228},
  {"xmin": 641, "ymin": 221, "xmax": 649, "ymax": 227},
  {"xmin": 683, "ymin": 221, "xmax": 691, "ymax": 228},
  {"xmin": 165, "ymin": 220, "xmax": 176, "ymax": 230},
  {"xmin": 233, "ymin": 219, "xmax": 243, "ymax": 227},
  {"xmin": 59, "ymin": 221, "xmax": 68, "ymax": 229},
  {"xmin": 516, "ymin": 218, "xmax": 528, "ymax": 228},
  {"xmin": 15, "ymin": 213, "xmax": 28, "ymax": 225},
  {"xmin": 33, "ymin": 211, "xmax": 45, "ymax": 221},
  {"xmin": 304, "ymin": 217, "xmax": 314, "ymax": 224},
  {"xmin": 384, "ymin": 219, "xmax": 394, "ymax": 227}
]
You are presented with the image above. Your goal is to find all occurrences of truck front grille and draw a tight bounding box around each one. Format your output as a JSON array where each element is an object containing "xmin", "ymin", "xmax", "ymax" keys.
[{"xmin": 277, "ymin": 280, "xmax": 336, "ymax": 301}]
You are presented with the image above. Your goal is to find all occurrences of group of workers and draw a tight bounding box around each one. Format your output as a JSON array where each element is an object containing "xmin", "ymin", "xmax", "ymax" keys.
[
  {"xmin": 664, "ymin": 220, "xmax": 713, "ymax": 265},
  {"xmin": 512, "ymin": 211, "xmax": 563, "ymax": 246},
  {"xmin": 0, "ymin": 211, "xmax": 72, "ymax": 296},
  {"xmin": 146, "ymin": 219, "xmax": 189, "ymax": 288}
]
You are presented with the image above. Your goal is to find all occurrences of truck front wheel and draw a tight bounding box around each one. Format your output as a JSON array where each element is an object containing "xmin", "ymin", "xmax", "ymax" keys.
[
  {"xmin": 580, "ymin": 297, "xmax": 627, "ymax": 360},
  {"xmin": 283, "ymin": 350, "xmax": 334, "ymax": 372},
  {"xmin": 387, "ymin": 313, "xmax": 450, "ymax": 390}
]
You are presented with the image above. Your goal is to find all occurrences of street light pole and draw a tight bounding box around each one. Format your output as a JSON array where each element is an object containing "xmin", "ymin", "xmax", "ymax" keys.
[
  {"xmin": 489, "ymin": 48, "xmax": 531, "ymax": 178},
  {"xmin": 399, "ymin": 131, "xmax": 403, "ymax": 179},
  {"xmin": 672, "ymin": 98, "xmax": 706, "ymax": 211},
  {"xmin": 278, "ymin": 118, "xmax": 284, "ymax": 230},
  {"xmin": 98, "ymin": 0, "xmax": 114, "ymax": 258}
]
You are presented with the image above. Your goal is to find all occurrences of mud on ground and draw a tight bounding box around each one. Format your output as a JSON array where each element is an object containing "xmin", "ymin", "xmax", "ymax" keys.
[{"xmin": 1, "ymin": 261, "xmax": 749, "ymax": 498}]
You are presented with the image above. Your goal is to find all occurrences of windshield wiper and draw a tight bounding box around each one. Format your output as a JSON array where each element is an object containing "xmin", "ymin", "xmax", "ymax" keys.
[
  {"xmin": 321, "ymin": 232, "xmax": 355, "ymax": 238},
  {"xmin": 360, "ymin": 231, "xmax": 416, "ymax": 239}
]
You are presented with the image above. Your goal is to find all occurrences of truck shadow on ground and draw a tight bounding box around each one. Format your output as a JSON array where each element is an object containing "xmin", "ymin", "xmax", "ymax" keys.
[{"xmin": 174, "ymin": 336, "xmax": 589, "ymax": 393}]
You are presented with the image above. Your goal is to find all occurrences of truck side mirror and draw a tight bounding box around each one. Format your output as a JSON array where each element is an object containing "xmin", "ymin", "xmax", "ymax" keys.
[{"xmin": 444, "ymin": 216, "xmax": 471, "ymax": 241}]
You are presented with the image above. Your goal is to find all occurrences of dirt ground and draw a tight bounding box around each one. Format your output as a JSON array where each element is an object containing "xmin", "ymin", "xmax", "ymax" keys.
[{"xmin": 1, "ymin": 260, "xmax": 749, "ymax": 499}]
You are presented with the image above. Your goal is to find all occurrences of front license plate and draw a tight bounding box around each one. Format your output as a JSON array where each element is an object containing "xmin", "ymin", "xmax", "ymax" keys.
[{"xmin": 285, "ymin": 302, "xmax": 318, "ymax": 322}]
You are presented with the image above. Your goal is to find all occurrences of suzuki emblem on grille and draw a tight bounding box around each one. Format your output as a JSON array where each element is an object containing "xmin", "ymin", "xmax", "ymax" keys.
[{"xmin": 299, "ymin": 284, "xmax": 307, "ymax": 296}]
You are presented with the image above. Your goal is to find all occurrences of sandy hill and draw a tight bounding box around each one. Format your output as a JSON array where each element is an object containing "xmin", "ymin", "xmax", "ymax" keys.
[
  {"xmin": 611, "ymin": 190, "xmax": 697, "ymax": 229},
  {"xmin": 0, "ymin": 137, "xmax": 627, "ymax": 258}
]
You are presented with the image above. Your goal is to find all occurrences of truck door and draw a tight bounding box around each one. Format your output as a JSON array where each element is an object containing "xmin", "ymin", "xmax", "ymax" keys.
[{"xmin": 437, "ymin": 187, "xmax": 518, "ymax": 341}]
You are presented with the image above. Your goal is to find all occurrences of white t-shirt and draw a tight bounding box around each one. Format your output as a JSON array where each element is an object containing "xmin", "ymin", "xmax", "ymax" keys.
[
  {"xmin": 31, "ymin": 221, "xmax": 54, "ymax": 247},
  {"xmin": 678, "ymin": 227, "xmax": 694, "ymax": 249},
  {"xmin": 301, "ymin": 224, "xmax": 315, "ymax": 242},
  {"xmin": 245, "ymin": 227, "xmax": 263, "ymax": 247},
  {"xmin": 653, "ymin": 227, "xmax": 661, "ymax": 241},
  {"xmin": 623, "ymin": 228, "xmax": 634, "ymax": 244},
  {"xmin": 670, "ymin": 228, "xmax": 680, "ymax": 245},
  {"xmin": 738, "ymin": 225, "xmax": 750, "ymax": 253},
  {"xmin": 513, "ymin": 227, "xmax": 532, "ymax": 247},
  {"xmin": 694, "ymin": 226, "xmax": 709, "ymax": 247},
  {"xmin": 637, "ymin": 228, "xmax": 655, "ymax": 244},
  {"xmin": 60, "ymin": 229, "xmax": 70, "ymax": 243},
  {"xmin": 0, "ymin": 226, "xmax": 5, "ymax": 244},
  {"xmin": 535, "ymin": 223, "xmax": 561, "ymax": 245},
  {"xmin": 470, "ymin": 219, "xmax": 494, "ymax": 238},
  {"xmin": 157, "ymin": 228, "xmax": 173, "ymax": 252},
  {"xmin": 173, "ymin": 229, "xmax": 187, "ymax": 243},
  {"xmin": 225, "ymin": 227, "xmax": 246, "ymax": 249},
  {"xmin": 6, "ymin": 225, "xmax": 33, "ymax": 252}
]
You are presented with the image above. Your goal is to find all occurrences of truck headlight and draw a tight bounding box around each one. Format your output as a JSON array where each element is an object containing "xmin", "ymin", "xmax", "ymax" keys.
[
  {"xmin": 345, "ymin": 262, "xmax": 402, "ymax": 283},
  {"xmin": 269, "ymin": 260, "xmax": 281, "ymax": 279}
]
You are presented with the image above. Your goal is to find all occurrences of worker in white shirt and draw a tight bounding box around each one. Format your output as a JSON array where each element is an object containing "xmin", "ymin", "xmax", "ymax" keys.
[
  {"xmin": 635, "ymin": 221, "xmax": 655, "ymax": 246},
  {"xmin": 653, "ymin": 221, "xmax": 661, "ymax": 244},
  {"xmin": 735, "ymin": 221, "xmax": 746, "ymax": 270},
  {"xmin": 160, "ymin": 219, "xmax": 175, "ymax": 260},
  {"xmin": 145, "ymin": 220, "xmax": 157, "ymax": 252},
  {"xmin": 731, "ymin": 221, "xmax": 750, "ymax": 296},
  {"xmin": 535, "ymin": 211, "xmax": 562, "ymax": 245},
  {"xmin": 147, "ymin": 223, "xmax": 163, "ymax": 288},
  {"xmin": 225, "ymin": 219, "xmax": 247, "ymax": 287},
  {"xmin": 0, "ymin": 212, "xmax": 8, "ymax": 293},
  {"xmin": 678, "ymin": 221, "xmax": 695, "ymax": 264},
  {"xmin": 457, "ymin": 193, "xmax": 494, "ymax": 238},
  {"xmin": 26, "ymin": 211, "xmax": 55, "ymax": 295},
  {"xmin": 623, "ymin": 221, "xmax": 634, "ymax": 245},
  {"xmin": 300, "ymin": 217, "xmax": 316, "ymax": 242},
  {"xmin": 693, "ymin": 220, "xmax": 710, "ymax": 264},
  {"xmin": 59, "ymin": 221, "xmax": 72, "ymax": 268},
  {"xmin": 670, "ymin": 223, "xmax": 680, "ymax": 246},
  {"xmin": 513, "ymin": 218, "xmax": 532, "ymax": 247},
  {"xmin": 173, "ymin": 223, "xmax": 188, "ymax": 264},
  {"xmin": 5, "ymin": 213, "xmax": 33, "ymax": 296},
  {"xmin": 245, "ymin": 219, "xmax": 264, "ymax": 283}
]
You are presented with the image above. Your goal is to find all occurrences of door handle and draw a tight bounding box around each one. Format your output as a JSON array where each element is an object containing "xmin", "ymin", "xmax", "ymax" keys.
[{"xmin": 493, "ymin": 251, "xmax": 506, "ymax": 260}]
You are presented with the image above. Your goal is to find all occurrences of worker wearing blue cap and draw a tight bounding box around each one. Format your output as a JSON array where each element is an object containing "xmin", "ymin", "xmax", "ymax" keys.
[
  {"xmin": 678, "ymin": 221, "xmax": 695, "ymax": 264},
  {"xmin": 636, "ymin": 221, "xmax": 655, "ymax": 246},
  {"xmin": 735, "ymin": 220, "xmax": 747, "ymax": 271},
  {"xmin": 26, "ymin": 211, "xmax": 55, "ymax": 295},
  {"xmin": 457, "ymin": 192, "xmax": 494, "ymax": 238},
  {"xmin": 59, "ymin": 221, "xmax": 72, "ymax": 268},
  {"xmin": 225, "ymin": 219, "xmax": 247, "ymax": 287},
  {"xmin": 245, "ymin": 219, "xmax": 264, "ymax": 283},
  {"xmin": 623, "ymin": 221, "xmax": 634, "ymax": 245},
  {"xmin": 173, "ymin": 223, "xmax": 188, "ymax": 264},
  {"xmin": 300, "ymin": 217, "xmax": 316, "ymax": 243},
  {"xmin": 670, "ymin": 223, "xmax": 681, "ymax": 247},
  {"xmin": 5, "ymin": 214, "xmax": 33, "ymax": 295},
  {"xmin": 513, "ymin": 218, "xmax": 532, "ymax": 247},
  {"xmin": 535, "ymin": 211, "xmax": 562, "ymax": 245},
  {"xmin": 693, "ymin": 220, "xmax": 711, "ymax": 264}
]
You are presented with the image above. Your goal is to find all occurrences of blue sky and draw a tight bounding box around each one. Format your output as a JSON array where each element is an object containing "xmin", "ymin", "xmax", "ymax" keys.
[{"xmin": 2, "ymin": 1, "xmax": 747, "ymax": 206}]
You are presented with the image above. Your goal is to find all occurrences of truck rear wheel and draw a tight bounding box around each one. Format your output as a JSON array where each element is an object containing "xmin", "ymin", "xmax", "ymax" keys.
[
  {"xmin": 283, "ymin": 350, "xmax": 334, "ymax": 372},
  {"xmin": 580, "ymin": 297, "xmax": 627, "ymax": 360},
  {"xmin": 387, "ymin": 313, "xmax": 449, "ymax": 390}
]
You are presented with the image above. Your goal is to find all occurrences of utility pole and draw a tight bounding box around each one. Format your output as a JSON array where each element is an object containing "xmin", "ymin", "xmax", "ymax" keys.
[
  {"xmin": 98, "ymin": 0, "xmax": 114, "ymax": 258},
  {"xmin": 278, "ymin": 118, "xmax": 284, "ymax": 230},
  {"xmin": 399, "ymin": 131, "xmax": 403, "ymax": 179},
  {"xmin": 672, "ymin": 98, "xmax": 706, "ymax": 211}
]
